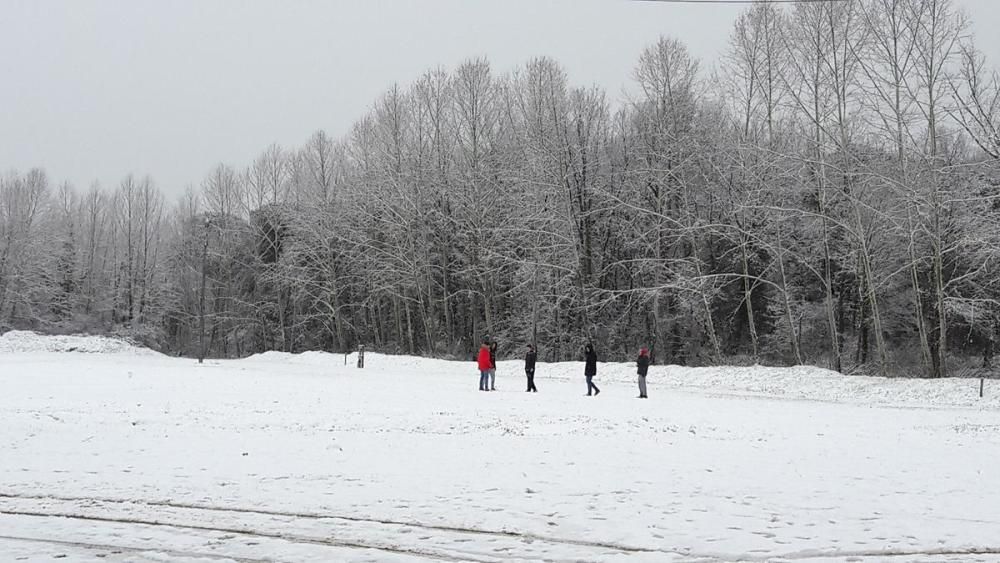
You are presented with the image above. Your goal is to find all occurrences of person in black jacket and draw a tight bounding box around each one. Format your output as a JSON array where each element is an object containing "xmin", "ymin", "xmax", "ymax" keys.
[
  {"xmin": 584, "ymin": 342, "xmax": 600, "ymax": 396},
  {"xmin": 636, "ymin": 347, "xmax": 650, "ymax": 398},
  {"xmin": 489, "ymin": 341, "xmax": 498, "ymax": 391},
  {"xmin": 525, "ymin": 344, "xmax": 538, "ymax": 392}
]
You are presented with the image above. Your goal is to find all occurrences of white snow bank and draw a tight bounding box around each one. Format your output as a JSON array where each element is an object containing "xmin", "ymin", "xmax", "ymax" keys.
[
  {"xmin": 6, "ymin": 336, "xmax": 993, "ymax": 409},
  {"xmin": 635, "ymin": 363, "xmax": 998, "ymax": 409},
  {"xmin": 246, "ymin": 349, "xmax": 459, "ymax": 374},
  {"xmin": 0, "ymin": 330, "xmax": 158, "ymax": 355},
  {"xmin": 244, "ymin": 349, "xmax": 999, "ymax": 409},
  {"xmin": 534, "ymin": 359, "xmax": 999, "ymax": 409}
]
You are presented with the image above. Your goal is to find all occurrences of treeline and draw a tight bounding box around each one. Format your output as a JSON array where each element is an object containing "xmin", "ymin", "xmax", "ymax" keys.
[{"xmin": 2, "ymin": 0, "xmax": 999, "ymax": 376}]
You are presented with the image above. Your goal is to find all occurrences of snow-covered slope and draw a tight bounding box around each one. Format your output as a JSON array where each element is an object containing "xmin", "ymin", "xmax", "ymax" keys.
[
  {"xmin": 0, "ymin": 330, "xmax": 158, "ymax": 355},
  {"xmin": 251, "ymin": 349, "xmax": 1000, "ymax": 410},
  {"xmin": 2, "ymin": 331, "xmax": 994, "ymax": 408},
  {"xmin": 2, "ymin": 339, "xmax": 1000, "ymax": 561}
]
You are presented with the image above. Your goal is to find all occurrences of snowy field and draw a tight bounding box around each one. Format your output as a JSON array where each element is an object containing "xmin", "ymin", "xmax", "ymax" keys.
[{"xmin": 2, "ymin": 332, "xmax": 1000, "ymax": 562}]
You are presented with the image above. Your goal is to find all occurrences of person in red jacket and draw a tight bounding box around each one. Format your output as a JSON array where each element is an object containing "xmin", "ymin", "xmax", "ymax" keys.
[{"xmin": 477, "ymin": 341, "xmax": 492, "ymax": 391}]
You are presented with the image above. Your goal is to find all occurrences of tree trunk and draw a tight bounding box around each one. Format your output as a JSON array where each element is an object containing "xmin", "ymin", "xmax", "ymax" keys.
[
  {"xmin": 775, "ymin": 228, "xmax": 802, "ymax": 364},
  {"xmin": 739, "ymin": 230, "xmax": 759, "ymax": 359}
]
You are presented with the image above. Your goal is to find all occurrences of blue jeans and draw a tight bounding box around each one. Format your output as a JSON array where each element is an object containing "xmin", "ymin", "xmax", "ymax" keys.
[
  {"xmin": 586, "ymin": 375, "xmax": 600, "ymax": 395},
  {"xmin": 480, "ymin": 370, "xmax": 490, "ymax": 391}
]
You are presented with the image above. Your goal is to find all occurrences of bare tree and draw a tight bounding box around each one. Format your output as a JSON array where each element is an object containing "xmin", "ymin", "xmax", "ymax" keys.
[{"xmin": 950, "ymin": 43, "xmax": 1000, "ymax": 159}]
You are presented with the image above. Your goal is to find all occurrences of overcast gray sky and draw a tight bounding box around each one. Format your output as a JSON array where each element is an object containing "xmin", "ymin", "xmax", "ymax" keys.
[{"xmin": 2, "ymin": 0, "xmax": 997, "ymax": 197}]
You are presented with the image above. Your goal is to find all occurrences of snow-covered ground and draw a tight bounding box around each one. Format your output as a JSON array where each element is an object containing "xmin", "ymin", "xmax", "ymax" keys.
[{"xmin": 2, "ymin": 331, "xmax": 1000, "ymax": 562}]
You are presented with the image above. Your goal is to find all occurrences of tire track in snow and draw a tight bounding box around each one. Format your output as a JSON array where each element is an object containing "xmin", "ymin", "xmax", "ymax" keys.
[
  {"xmin": 8, "ymin": 493, "xmax": 990, "ymax": 562},
  {"xmin": 0, "ymin": 507, "xmax": 485, "ymax": 563},
  {"xmin": 0, "ymin": 491, "xmax": 677, "ymax": 558},
  {"xmin": 0, "ymin": 533, "xmax": 272, "ymax": 563},
  {"xmin": 776, "ymin": 546, "xmax": 1000, "ymax": 561}
]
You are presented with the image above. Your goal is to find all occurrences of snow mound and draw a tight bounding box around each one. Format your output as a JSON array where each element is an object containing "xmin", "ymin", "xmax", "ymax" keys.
[
  {"xmin": 316, "ymin": 352, "xmax": 999, "ymax": 409},
  {"xmin": 0, "ymin": 331, "xmax": 157, "ymax": 355},
  {"xmin": 523, "ymin": 360, "xmax": 999, "ymax": 408},
  {"xmin": 244, "ymin": 350, "xmax": 340, "ymax": 365},
  {"xmin": 244, "ymin": 350, "xmax": 296, "ymax": 362},
  {"xmin": 240, "ymin": 349, "xmax": 997, "ymax": 408},
  {"xmin": 245, "ymin": 350, "xmax": 450, "ymax": 372}
]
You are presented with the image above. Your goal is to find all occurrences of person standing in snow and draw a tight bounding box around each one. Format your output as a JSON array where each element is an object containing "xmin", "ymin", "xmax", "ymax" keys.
[
  {"xmin": 489, "ymin": 341, "xmax": 498, "ymax": 391},
  {"xmin": 477, "ymin": 341, "xmax": 492, "ymax": 392},
  {"xmin": 636, "ymin": 347, "xmax": 650, "ymax": 399},
  {"xmin": 584, "ymin": 342, "xmax": 600, "ymax": 396},
  {"xmin": 525, "ymin": 344, "xmax": 538, "ymax": 392}
]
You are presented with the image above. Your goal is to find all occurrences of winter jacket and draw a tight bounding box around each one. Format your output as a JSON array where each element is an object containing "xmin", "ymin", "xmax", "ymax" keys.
[
  {"xmin": 584, "ymin": 346, "xmax": 597, "ymax": 376},
  {"xmin": 477, "ymin": 347, "xmax": 492, "ymax": 371},
  {"xmin": 489, "ymin": 344, "xmax": 497, "ymax": 369},
  {"xmin": 637, "ymin": 354, "xmax": 650, "ymax": 376},
  {"xmin": 525, "ymin": 349, "xmax": 537, "ymax": 372}
]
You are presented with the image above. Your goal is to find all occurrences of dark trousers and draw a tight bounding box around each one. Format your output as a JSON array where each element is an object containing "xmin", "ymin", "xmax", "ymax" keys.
[
  {"xmin": 526, "ymin": 369, "xmax": 537, "ymax": 392},
  {"xmin": 479, "ymin": 370, "xmax": 490, "ymax": 391},
  {"xmin": 586, "ymin": 375, "xmax": 600, "ymax": 395}
]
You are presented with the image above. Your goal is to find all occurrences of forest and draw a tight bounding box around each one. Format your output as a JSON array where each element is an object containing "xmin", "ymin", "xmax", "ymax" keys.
[{"xmin": 1, "ymin": 0, "xmax": 998, "ymax": 376}]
